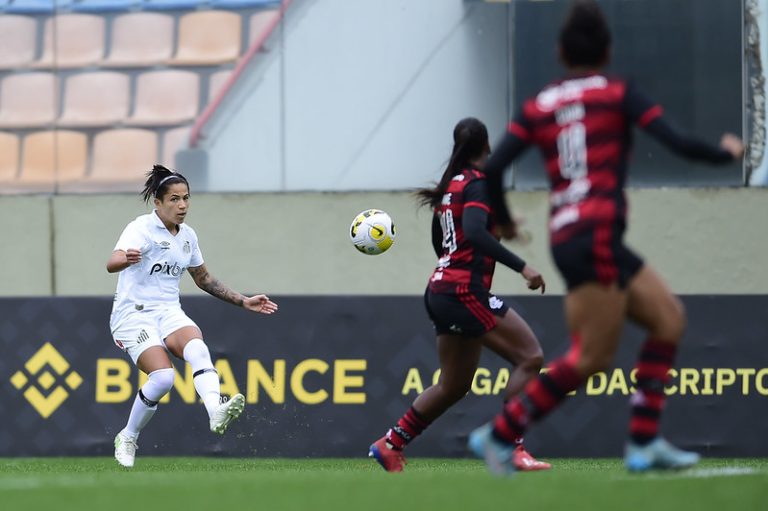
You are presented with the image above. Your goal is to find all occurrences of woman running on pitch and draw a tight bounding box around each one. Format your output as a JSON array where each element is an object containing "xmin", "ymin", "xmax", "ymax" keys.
[
  {"xmin": 369, "ymin": 117, "xmax": 550, "ymax": 472},
  {"xmin": 470, "ymin": 0, "xmax": 744, "ymax": 474},
  {"xmin": 108, "ymin": 164, "xmax": 278, "ymax": 468}
]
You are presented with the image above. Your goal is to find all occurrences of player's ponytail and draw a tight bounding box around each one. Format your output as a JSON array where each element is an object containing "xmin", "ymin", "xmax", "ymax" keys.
[
  {"xmin": 416, "ymin": 117, "xmax": 489, "ymax": 209},
  {"xmin": 140, "ymin": 164, "xmax": 189, "ymax": 203}
]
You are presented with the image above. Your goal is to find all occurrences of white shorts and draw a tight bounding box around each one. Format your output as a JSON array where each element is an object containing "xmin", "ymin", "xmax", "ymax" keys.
[{"xmin": 111, "ymin": 307, "xmax": 198, "ymax": 364}]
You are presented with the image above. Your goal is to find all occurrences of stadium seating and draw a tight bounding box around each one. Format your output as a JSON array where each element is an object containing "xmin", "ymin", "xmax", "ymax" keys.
[
  {"xmin": 70, "ymin": 0, "xmax": 138, "ymax": 13},
  {"xmin": 100, "ymin": 12, "xmax": 175, "ymax": 68},
  {"xmin": 211, "ymin": 0, "xmax": 279, "ymax": 7},
  {"xmin": 0, "ymin": 15, "xmax": 37, "ymax": 69},
  {"xmin": 63, "ymin": 128, "xmax": 157, "ymax": 192},
  {"xmin": 0, "ymin": 73, "xmax": 59, "ymax": 129},
  {"xmin": 32, "ymin": 14, "xmax": 105, "ymax": 69},
  {"xmin": 168, "ymin": 11, "xmax": 242, "ymax": 66},
  {"xmin": 0, "ymin": 132, "xmax": 20, "ymax": 183},
  {"xmin": 143, "ymin": 0, "xmax": 205, "ymax": 11},
  {"xmin": 207, "ymin": 69, "xmax": 231, "ymax": 101},
  {"xmin": 249, "ymin": 8, "xmax": 280, "ymax": 45},
  {"xmin": 58, "ymin": 71, "xmax": 130, "ymax": 127},
  {"xmin": 19, "ymin": 130, "xmax": 88, "ymax": 186},
  {"xmin": 5, "ymin": 0, "xmax": 73, "ymax": 14},
  {"xmin": 162, "ymin": 126, "xmax": 191, "ymax": 167},
  {"xmin": 0, "ymin": 1, "xmax": 284, "ymax": 192},
  {"xmin": 125, "ymin": 70, "xmax": 200, "ymax": 126}
]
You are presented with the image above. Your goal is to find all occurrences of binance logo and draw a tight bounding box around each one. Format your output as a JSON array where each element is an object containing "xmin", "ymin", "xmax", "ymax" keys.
[{"xmin": 10, "ymin": 342, "xmax": 83, "ymax": 419}]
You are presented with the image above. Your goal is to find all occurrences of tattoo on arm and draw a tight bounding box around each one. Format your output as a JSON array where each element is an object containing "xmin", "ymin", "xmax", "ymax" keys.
[{"xmin": 188, "ymin": 266, "xmax": 244, "ymax": 307}]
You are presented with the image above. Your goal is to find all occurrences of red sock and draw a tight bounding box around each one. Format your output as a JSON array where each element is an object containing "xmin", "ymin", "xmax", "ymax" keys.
[
  {"xmin": 386, "ymin": 406, "xmax": 431, "ymax": 450},
  {"xmin": 493, "ymin": 343, "xmax": 583, "ymax": 445},
  {"xmin": 630, "ymin": 339, "xmax": 676, "ymax": 445}
]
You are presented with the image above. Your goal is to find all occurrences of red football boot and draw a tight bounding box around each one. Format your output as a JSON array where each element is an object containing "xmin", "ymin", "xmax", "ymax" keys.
[
  {"xmin": 368, "ymin": 436, "xmax": 407, "ymax": 472},
  {"xmin": 513, "ymin": 445, "xmax": 552, "ymax": 471}
]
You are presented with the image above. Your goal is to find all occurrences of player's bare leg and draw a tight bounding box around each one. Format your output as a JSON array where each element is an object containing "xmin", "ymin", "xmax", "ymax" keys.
[
  {"xmin": 370, "ymin": 335, "xmax": 483, "ymax": 472},
  {"xmin": 483, "ymin": 309, "xmax": 550, "ymax": 470},
  {"xmin": 471, "ymin": 284, "xmax": 626, "ymax": 475},
  {"xmin": 624, "ymin": 266, "xmax": 699, "ymax": 471}
]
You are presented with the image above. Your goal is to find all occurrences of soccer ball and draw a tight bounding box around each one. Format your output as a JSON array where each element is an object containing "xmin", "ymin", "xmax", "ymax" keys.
[{"xmin": 349, "ymin": 209, "xmax": 396, "ymax": 255}]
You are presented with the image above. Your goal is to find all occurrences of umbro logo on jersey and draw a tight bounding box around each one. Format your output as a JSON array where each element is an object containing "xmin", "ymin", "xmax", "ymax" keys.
[
  {"xmin": 150, "ymin": 261, "xmax": 185, "ymax": 277},
  {"xmin": 156, "ymin": 241, "xmax": 171, "ymax": 250}
]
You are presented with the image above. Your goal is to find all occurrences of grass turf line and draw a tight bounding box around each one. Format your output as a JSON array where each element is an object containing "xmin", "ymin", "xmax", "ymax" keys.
[{"xmin": 1, "ymin": 458, "xmax": 766, "ymax": 511}]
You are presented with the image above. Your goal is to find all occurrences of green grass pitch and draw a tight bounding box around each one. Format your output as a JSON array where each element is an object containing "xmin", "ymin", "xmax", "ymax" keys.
[{"xmin": 1, "ymin": 458, "xmax": 766, "ymax": 511}]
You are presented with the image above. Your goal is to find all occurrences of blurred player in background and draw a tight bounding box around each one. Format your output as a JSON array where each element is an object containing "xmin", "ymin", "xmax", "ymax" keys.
[
  {"xmin": 369, "ymin": 117, "xmax": 550, "ymax": 472},
  {"xmin": 107, "ymin": 164, "xmax": 278, "ymax": 468},
  {"xmin": 471, "ymin": 0, "xmax": 745, "ymax": 474}
]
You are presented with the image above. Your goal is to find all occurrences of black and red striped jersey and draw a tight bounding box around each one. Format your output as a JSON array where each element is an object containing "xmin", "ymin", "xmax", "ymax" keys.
[
  {"xmin": 485, "ymin": 73, "xmax": 733, "ymax": 247},
  {"xmin": 511, "ymin": 74, "xmax": 661, "ymax": 243},
  {"xmin": 428, "ymin": 169, "xmax": 497, "ymax": 293}
]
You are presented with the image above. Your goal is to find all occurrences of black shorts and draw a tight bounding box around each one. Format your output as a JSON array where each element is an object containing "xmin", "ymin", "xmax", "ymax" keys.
[
  {"xmin": 551, "ymin": 223, "xmax": 644, "ymax": 290},
  {"xmin": 424, "ymin": 286, "xmax": 509, "ymax": 337}
]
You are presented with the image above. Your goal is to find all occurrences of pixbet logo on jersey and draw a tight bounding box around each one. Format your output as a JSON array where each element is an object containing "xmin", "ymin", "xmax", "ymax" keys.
[{"xmin": 150, "ymin": 261, "xmax": 185, "ymax": 277}]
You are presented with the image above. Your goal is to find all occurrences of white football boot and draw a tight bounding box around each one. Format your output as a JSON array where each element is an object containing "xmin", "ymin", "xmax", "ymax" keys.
[
  {"xmin": 114, "ymin": 431, "xmax": 138, "ymax": 468},
  {"xmin": 210, "ymin": 393, "xmax": 245, "ymax": 434}
]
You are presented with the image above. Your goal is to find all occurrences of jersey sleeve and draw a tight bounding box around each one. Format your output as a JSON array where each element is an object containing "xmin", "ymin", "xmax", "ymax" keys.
[
  {"xmin": 484, "ymin": 111, "xmax": 533, "ymax": 226},
  {"xmin": 462, "ymin": 201, "xmax": 526, "ymax": 273},
  {"xmin": 188, "ymin": 229, "xmax": 204, "ymax": 267},
  {"xmin": 624, "ymin": 81, "xmax": 733, "ymax": 164},
  {"xmin": 114, "ymin": 221, "xmax": 147, "ymax": 252},
  {"xmin": 462, "ymin": 178, "xmax": 491, "ymax": 213},
  {"xmin": 622, "ymin": 80, "xmax": 664, "ymax": 127}
]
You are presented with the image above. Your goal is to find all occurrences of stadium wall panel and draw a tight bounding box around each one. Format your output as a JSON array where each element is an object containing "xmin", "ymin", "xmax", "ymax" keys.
[
  {"xmin": 0, "ymin": 188, "xmax": 765, "ymax": 297},
  {"xmin": 0, "ymin": 295, "xmax": 766, "ymax": 457}
]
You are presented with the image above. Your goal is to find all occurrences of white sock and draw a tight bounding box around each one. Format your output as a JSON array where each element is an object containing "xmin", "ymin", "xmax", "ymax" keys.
[
  {"xmin": 183, "ymin": 338, "xmax": 221, "ymax": 417},
  {"xmin": 123, "ymin": 367, "xmax": 175, "ymax": 438}
]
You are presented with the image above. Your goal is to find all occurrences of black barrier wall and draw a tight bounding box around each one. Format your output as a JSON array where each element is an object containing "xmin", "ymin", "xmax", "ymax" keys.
[{"xmin": 1, "ymin": 296, "xmax": 766, "ymax": 457}]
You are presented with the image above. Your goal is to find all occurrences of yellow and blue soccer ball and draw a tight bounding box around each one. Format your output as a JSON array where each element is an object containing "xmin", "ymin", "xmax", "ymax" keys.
[{"xmin": 349, "ymin": 209, "xmax": 396, "ymax": 255}]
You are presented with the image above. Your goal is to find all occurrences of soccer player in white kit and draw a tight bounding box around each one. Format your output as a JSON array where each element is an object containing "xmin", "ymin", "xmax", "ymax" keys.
[{"xmin": 108, "ymin": 164, "xmax": 278, "ymax": 468}]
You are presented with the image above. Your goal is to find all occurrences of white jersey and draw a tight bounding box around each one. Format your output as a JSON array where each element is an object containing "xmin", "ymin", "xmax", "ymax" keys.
[{"xmin": 110, "ymin": 211, "xmax": 204, "ymax": 330}]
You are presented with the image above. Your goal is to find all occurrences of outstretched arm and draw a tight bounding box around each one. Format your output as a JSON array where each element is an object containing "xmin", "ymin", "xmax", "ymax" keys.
[
  {"xmin": 625, "ymin": 81, "xmax": 744, "ymax": 162},
  {"xmin": 463, "ymin": 206, "xmax": 545, "ymax": 294},
  {"xmin": 643, "ymin": 117, "xmax": 743, "ymax": 162},
  {"xmin": 484, "ymin": 123, "xmax": 531, "ymax": 235},
  {"xmin": 188, "ymin": 264, "xmax": 278, "ymax": 314},
  {"xmin": 463, "ymin": 180, "xmax": 545, "ymax": 293}
]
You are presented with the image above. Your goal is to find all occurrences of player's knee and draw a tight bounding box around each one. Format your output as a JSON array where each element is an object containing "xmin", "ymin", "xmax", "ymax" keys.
[
  {"xmin": 520, "ymin": 351, "xmax": 544, "ymax": 374},
  {"xmin": 669, "ymin": 297, "xmax": 687, "ymax": 339},
  {"xmin": 576, "ymin": 351, "xmax": 613, "ymax": 376},
  {"xmin": 183, "ymin": 338, "xmax": 213, "ymax": 366},
  {"xmin": 148, "ymin": 367, "xmax": 175, "ymax": 394},
  {"xmin": 657, "ymin": 296, "xmax": 686, "ymax": 341},
  {"xmin": 441, "ymin": 377, "xmax": 473, "ymax": 402}
]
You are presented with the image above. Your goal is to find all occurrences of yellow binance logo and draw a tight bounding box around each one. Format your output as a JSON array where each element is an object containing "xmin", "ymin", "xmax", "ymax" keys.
[{"xmin": 10, "ymin": 342, "xmax": 83, "ymax": 419}]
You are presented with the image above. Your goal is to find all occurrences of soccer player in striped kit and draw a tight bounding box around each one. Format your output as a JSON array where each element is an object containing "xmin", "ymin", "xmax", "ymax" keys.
[
  {"xmin": 470, "ymin": 0, "xmax": 744, "ymax": 474},
  {"xmin": 108, "ymin": 164, "xmax": 278, "ymax": 468},
  {"xmin": 369, "ymin": 118, "xmax": 550, "ymax": 472}
]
